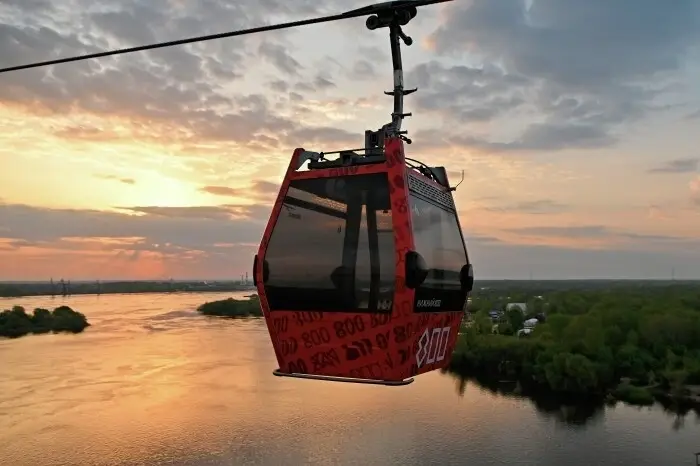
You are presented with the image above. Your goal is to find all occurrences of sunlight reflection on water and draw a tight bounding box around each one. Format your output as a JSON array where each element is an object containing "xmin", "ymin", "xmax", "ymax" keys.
[{"xmin": 0, "ymin": 292, "xmax": 698, "ymax": 466}]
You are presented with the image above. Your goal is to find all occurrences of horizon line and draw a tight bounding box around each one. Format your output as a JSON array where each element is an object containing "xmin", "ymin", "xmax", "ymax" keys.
[{"xmin": 1, "ymin": 278, "xmax": 698, "ymax": 283}]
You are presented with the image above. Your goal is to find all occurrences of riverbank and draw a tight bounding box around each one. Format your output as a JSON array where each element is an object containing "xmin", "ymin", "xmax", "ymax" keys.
[
  {"xmin": 448, "ymin": 340, "xmax": 700, "ymax": 408},
  {"xmin": 2, "ymin": 289, "xmax": 697, "ymax": 466},
  {"xmin": 457, "ymin": 283, "xmax": 700, "ymax": 408},
  {"xmin": 0, "ymin": 281, "xmax": 256, "ymax": 298},
  {"xmin": 442, "ymin": 369, "xmax": 700, "ymax": 425}
]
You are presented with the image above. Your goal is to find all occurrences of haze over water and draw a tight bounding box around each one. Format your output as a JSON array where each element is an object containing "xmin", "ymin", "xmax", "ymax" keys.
[{"xmin": 0, "ymin": 292, "xmax": 698, "ymax": 466}]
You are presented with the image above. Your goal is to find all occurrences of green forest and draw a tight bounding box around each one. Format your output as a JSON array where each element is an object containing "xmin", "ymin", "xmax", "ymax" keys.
[
  {"xmin": 0, "ymin": 305, "xmax": 90, "ymax": 338},
  {"xmin": 450, "ymin": 281, "xmax": 700, "ymax": 406},
  {"xmin": 197, "ymin": 294, "xmax": 262, "ymax": 317}
]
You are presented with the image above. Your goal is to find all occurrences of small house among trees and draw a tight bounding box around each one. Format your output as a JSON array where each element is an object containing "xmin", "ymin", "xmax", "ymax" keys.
[{"xmin": 506, "ymin": 302, "xmax": 528, "ymax": 313}]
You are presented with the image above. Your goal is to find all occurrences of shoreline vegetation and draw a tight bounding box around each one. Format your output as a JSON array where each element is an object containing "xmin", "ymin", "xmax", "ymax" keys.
[
  {"xmin": 0, "ymin": 280, "xmax": 256, "ymax": 298},
  {"xmin": 0, "ymin": 305, "xmax": 90, "ymax": 338},
  {"xmin": 7, "ymin": 277, "xmax": 696, "ymax": 411},
  {"xmin": 196, "ymin": 282, "xmax": 700, "ymax": 410},
  {"xmin": 450, "ymin": 282, "xmax": 700, "ymax": 408},
  {"xmin": 2, "ymin": 279, "xmax": 693, "ymax": 299},
  {"xmin": 441, "ymin": 370, "xmax": 700, "ymax": 427},
  {"xmin": 197, "ymin": 294, "xmax": 262, "ymax": 318}
]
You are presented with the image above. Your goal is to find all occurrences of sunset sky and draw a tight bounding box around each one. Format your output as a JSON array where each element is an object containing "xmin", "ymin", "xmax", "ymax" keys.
[{"xmin": 1, "ymin": 0, "xmax": 699, "ymax": 280}]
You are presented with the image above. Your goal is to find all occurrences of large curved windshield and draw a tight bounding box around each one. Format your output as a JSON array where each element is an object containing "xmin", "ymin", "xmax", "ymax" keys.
[
  {"xmin": 409, "ymin": 185, "xmax": 468, "ymax": 313},
  {"xmin": 263, "ymin": 173, "xmax": 395, "ymax": 312}
]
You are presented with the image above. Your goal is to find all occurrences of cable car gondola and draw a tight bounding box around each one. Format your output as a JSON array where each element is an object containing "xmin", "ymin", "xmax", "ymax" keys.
[
  {"xmin": 253, "ymin": 0, "xmax": 475, "ymax": 385},
  {"xmin": 0, "ymin": 0, "xmax": 474, "ymax": 386}
]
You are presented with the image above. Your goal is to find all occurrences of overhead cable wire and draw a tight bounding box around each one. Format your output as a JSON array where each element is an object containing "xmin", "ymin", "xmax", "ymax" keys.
[{"xmin": 0, "ymin": 0, "xmax": 452, "ymax": 74}]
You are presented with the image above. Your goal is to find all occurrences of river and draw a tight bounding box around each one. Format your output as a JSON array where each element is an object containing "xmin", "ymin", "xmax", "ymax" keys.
[{"xmin": 0, "ymin": 292, "xmax": 698, "ymax": 466}]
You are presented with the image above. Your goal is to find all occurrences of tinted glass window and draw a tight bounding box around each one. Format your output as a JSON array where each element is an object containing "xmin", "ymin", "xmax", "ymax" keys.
[
  {"xmin": 263, "ymin": 173, "xmax": 394, "ymax": 312},
  {"xmin": 409, "ymin": 192, "xmax": 468, "ymax": 312}
]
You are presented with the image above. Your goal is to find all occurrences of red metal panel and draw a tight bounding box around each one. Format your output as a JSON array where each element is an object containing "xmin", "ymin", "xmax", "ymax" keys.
[
  {"xmin": 255, "ymin": 139, "xmax": 465, "ymax": 383},
  {"xmin": 289, "ymin": 163, "xmax": 387, "ymax": 180},
  {"xmin": 382, "ymin": 137, "xmax": 464, "ymax": 380},
  {"xmin": 254, "ymin": 148, "xmax": 306, "ymax": 370}
]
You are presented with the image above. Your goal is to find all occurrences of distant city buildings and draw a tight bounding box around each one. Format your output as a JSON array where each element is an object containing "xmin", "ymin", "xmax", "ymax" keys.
[
  {"xmin": 0, "ymin": 278, "xmax": 256, "ymax": 298},
  {"xmin": 238, "ymin": 272, "xmax": 252, "ymax": 286}
]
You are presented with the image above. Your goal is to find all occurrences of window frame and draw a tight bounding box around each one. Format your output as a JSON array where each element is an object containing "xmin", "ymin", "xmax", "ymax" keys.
[
  {"xmin": 262, "ymin": 172, "xmax": 395, "ymax": 313},
  {"xmin": 408, "ymin": 188, "xmax": 469, "ymax": 313}
]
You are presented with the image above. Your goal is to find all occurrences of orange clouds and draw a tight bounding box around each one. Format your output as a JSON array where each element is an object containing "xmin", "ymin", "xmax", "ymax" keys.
[
  {"xmin": 0, "ymin": 237, "xmax": 257, "ymax": 281},
  {"xmin": 28, "ymin": 251, "xmax": 192, "ymax": 281},
  {"xmin": 1, "ymin": 0, "xmax": 699, "ymax": 280},
  {"xmin": 0, "ymin": 201, "xmax": 268, "ymax": 280},
  {"xmin": 691, "ymin": 176, "xmax": 700, "ymax": 204},
  {"xmin": 0, "ymin": 237, "xmax": 167, "ymax": 280}
]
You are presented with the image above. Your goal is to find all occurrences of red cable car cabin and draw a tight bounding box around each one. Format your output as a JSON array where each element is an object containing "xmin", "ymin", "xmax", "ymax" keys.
[
  {"xmin": 251, "ymin": 0, "xmax": 474, "ymax": 385},
  {"xmin": 253, "ymin": 137, "xmax": 474, "ymax": 385}
]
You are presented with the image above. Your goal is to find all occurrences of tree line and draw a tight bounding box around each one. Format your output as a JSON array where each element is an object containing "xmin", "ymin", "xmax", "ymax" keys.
[
  {"xmin": 0, "ymin": 305, "xmax": 90, "ymax": 338},
  {"xmin": 450, "ymin": 283, "xmax": 700, "ymax": 405}
]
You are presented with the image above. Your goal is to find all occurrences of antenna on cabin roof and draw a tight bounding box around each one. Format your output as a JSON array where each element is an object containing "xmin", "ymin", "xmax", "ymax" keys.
[{"xmin": 0, "ymin": 0, "xmax": 452, "ymax": 148}]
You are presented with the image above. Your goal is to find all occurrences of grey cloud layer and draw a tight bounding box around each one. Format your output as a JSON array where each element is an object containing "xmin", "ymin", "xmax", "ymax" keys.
[
  {"xmin": 648, "ymin": 158, "xmax": 699, "ymax": 174},
  {"xmin": 2, "ymin": 200, "xmax": 699, "ymax": 279},
  {"xmin": 0, "ymin": 202, "xmax": 268, "ymax": 259},
  {"xmin": 0, "ymin": 0, "xmax": 367, "ymax": 149},
  {"xmin": 3, "ymin": 0, "xmax": 698, "ymax": 153},
  {"xmin": 414, "ymin": 0, "xmax": 700, "ymax": 152},
  {"xmin": 2, "ymin": 0, "xmax": 700, "ymax": 278}
]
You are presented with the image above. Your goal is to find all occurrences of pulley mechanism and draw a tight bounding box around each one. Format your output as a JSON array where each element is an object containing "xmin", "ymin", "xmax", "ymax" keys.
[{"xmin": 360, "ymin": 3, "xmax": 422, "ymax": 155}]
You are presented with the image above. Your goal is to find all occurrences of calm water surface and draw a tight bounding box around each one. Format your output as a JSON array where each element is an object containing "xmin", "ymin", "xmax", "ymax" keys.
[{"xmin": 0, "ymin": 292, "xmax": 698, "ymax": 466}]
